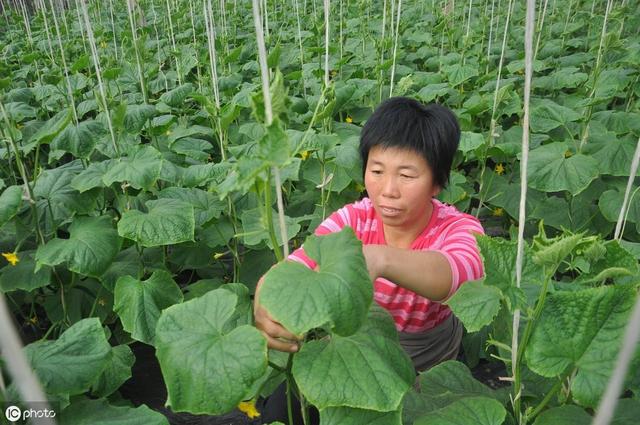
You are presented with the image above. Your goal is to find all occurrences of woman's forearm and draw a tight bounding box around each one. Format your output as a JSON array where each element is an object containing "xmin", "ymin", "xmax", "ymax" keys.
[{"xmin": 364, "ymin": 245, "xmax": 452, "ymax": 301}]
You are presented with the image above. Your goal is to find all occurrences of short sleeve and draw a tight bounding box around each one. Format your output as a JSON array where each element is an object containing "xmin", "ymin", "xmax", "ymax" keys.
[
  {"xmin": 287, "ymin": 205, "xmax": 354, "ymax": 269},
  {"xmin": 432, "ymin": 217, "xmax": 485, "ymax": 300}
]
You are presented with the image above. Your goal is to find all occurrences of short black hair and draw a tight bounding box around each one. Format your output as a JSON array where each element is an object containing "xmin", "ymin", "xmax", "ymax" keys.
[{"xmin": 359, "ymin": 97, "xmax": 460, "ymax": 189}]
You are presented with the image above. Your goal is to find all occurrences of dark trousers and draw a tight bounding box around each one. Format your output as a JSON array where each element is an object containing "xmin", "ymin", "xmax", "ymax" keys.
[{"xmin": 260, "ymin": 382, "xmax": 320, "ymax": 425}]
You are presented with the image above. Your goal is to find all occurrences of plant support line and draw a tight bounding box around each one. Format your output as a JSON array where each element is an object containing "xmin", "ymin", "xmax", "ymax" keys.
[
  {"xmin": 0, "ymin": 294, "xmax": 55, "ymax": 425},
  {"xmin": 512, "ymin": 0, "xmax": 535, "ymax": 423},
  {"xmin": 252, "ymin": 0, "xmax": 289, "ymax": 259},
  {"xmin": 614, "ymin": 136, "xmax": 640, "ymax": 240}
]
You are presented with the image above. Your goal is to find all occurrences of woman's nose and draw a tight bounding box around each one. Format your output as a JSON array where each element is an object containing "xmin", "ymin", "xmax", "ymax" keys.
[{"xmin": 381, "ymin": 176, "xmax": 400, "ymax": 198}]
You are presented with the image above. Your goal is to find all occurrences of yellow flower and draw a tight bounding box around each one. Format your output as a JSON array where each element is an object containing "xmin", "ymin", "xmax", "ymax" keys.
[
  {"xmin": 492, "ymin": 207, "xmax": 504, "ymax": 217},
  {"xmin": 213, "ymin": 252, "xmax": 225, "ymax": 260},
  {"xmin": 98, "ymin": 299, "xmax": 106, "ymax": 307},
  {"xmin": 29, "ymin": 316, "xmax": 38, "ymax": 325},
  {"xmin": 300, "ymin": 150, "xmax": 310, "ymax": 161},
  {"xmin": 345, "ymin": 116, "xmax": 353, "ymax": 123},
  {"xmin": 166, "ymin": 130, "xmax": 172, "ymax": 136},
  {"xmin": 564, "ymin": 150, "xmax": 573, "ymax": 158},
  {"xmin": 330, "ymin": 69, "xmax": 337, "ymax": 77},
  {"xmin": 100, "ymin": 41, "xmax": 107, "ymax": 49},
  {"xmin": 237, "ymin": 400, "xmax": 260, "ymax": 419},
  {"xmin": 2, "ymin": 252, "xmax": 19, "ymax": 266},
  {"xmin": 494, "ymin": 163, "xmax": 505, "ymax": 175}
]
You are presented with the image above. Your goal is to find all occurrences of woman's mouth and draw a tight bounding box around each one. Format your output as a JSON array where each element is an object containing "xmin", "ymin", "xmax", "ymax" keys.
[{"xmin": 379, "ymin": 206, "xmax": 402, "ymax": 217}]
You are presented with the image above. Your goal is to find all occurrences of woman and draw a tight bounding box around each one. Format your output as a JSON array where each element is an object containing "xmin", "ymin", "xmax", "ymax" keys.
[{"xmin": 255, "ymin": 97, "xmax": 485, "ymax": 424}]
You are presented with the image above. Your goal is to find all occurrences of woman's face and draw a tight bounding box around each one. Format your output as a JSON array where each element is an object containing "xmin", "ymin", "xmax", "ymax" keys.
[{"xmin": 364, "ymin": 145, "xmax": 440, "ymax": 232}]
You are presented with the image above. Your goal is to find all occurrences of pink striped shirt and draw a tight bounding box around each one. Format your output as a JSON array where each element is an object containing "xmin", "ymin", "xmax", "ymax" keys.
[{"xmin": 288, "ymin": 197, "xmax": 485, "ymax": 333}]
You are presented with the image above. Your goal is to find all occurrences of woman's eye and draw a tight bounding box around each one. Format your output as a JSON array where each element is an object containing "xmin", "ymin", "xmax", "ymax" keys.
[
  {"xmin": 401, "ymin": 174, "xmax": 415, "ymax": 179},
  {"xmin": 371, "ymin": 170, "xmax": 382, "ymax": 175}
]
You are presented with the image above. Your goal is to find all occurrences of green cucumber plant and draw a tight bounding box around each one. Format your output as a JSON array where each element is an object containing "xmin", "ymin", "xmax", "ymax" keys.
[{"xmin": 155, "ymin": 227, "xmax": 416, "ymax": 424}]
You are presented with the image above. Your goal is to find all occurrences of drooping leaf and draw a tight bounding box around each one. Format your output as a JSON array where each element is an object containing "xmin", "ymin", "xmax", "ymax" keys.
[
  {"xmin": 0, "ymin": 185, "xmax": 23, "ymax": 227},
  {"xmin": 160, "ymin": 83, "xmax": 194, "ymax": 107},
  {"xmin": 446, "ymin": 280, "xmax": 502, "ymax": 332},
  {"xmin": 58, "ymin": 398, "xmax": 168, "ymax": 425},
  {"xmin": 117, "ymin": 199, "xmax": 195, "ymax": 247},
  {"xmin": 70, "ymin": 160, "xmax": 115, "ymax": 193},
  {"xmin": 525, "ymin": 284, "xmax": 639, "ymax": 407},
  {"xmin": 0, "ymin": 251, "xmax": 51, "ymax": 292},
  {"xmin": 51, "ymin": 119, "xmax": 106, "ymax": 158},
  {"xmin": 124, "ymin": 103, "xmax": 157, "ymax": 133},
  {"xmin": 30, "ymin": 109, "xmax": 72, "ymax": 144},
  {"xmin": 155, "ymin": 288, "xmax": 267, "ymax": 414},
  {"xmin": 91, "ymin": 344, "xmax": 135, "ymax": 398},
  {"xmin": 23, "ymin": 318, "xmax": 111, "ymax": 396},
  {"xmin": 260, "ymin": 227, "xmax": 373, "ymax": 336},
  {"xmin": 114, "ymin": 271, "xmax": 183, "ymax": 345},
  {"xmin": 35, "ymin": 216, "xmax": 122, "ymax": 278},
  {"xmin": 292, "ymin": 304, "xmax": 414, "ymax": 411},
  {"xmin": 34, "ymin": 162, "xmax": 99, "ymax": 227},
  {"xmin": 102, "ymin": 145, "xmax": 164, "ymax": 191}
]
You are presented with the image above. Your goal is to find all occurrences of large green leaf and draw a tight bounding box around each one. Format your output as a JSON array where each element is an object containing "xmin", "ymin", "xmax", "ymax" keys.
[
  {"xmin": 446, "ymin": 280, "xmax": 502, "ymax": 332},
  {"xmin": 413, "ymin": 397, "xmax": 506, "ymax": 425},
  {"xmin": 240, "ymin": 207, "xmax": 301, "ymax": 248},
  {"xmin": 443, "ymin": 63, "xmax": 479, "ymax": 87},
  {"xmin": 70, "ymin": 160, "xmax": 115, "ymax": 192},
  {"xmin": 0, "ymin": 251, "xmax": 51, "ymax": 292},
  {"xmin": 525, "ymin": 284, "xmax": 639, "ymax": 407},
  {"xmin": 320, "ymin": 406, "xmax": 402, "ymax": 425},
  {"xmin": 292, "ymin": 304, "xmax": 414, "ymax": 411},
  {"xmin": 158, "ymin": 187, "xmax": 225, "ymax": 227},
  {"xmin": 58, "ymin": 398, "xmax": 168, "ymax": 425},
  {"xmin": 530, "ymin": 99, "xmax": 581, "ymax": 133},
  {"xmin": 475, "ymin": 235, "xmax": 542, "ymax": 310},
  {"xmin": 528, "ymin": 143, "xmax": 599, "ymax": 195},
  {"xmin": 24, "ymin": 318, "xmax": 110, "ymax": 396},
  {"xmin": 584, "ymin": 135, "xmax": 640, "ymax": 177},
  {"xmin": 118, "ymin": 199, "xmax": 195, "ymax": 247},
  {"xmin": 29, "ymin": 109, "xmax": 72, "ymax": 144},
  {"xmin": 260, "ymin": 227, "xmax": 372, "ymax": 336},
  {"xmin": 598, "ymin": 189, "xmax": 640, "ymax": 234},
  {"xmin": 4, "ymin": 101, "xmax": 37, "ymax": 122},
  {"xmin": 91, "ymin": 344, "xmax": 135, "ymax": 398},
  {"xmin": 102, "ymin": 145, "xmax": 164, "ymax": 191},
  {"xmin": 114, "ymin": 271, "xmax": 183, "ymax": 345},
  {"xmin": 417, "ymin": 360, "xmax": 506, "ymax": 405},
  {"xmin": 51, "ymin": 119, "xmax": 105, "ymax": 158},
  {"xmin": 34, "ymin": 163, "xmax": 100, "ymax": 228},
  {"xmin": 532, "ymin": 405, "xmax": 591, "ymax": 425},
  {"xmin": 35, "ymin": 216, "xmax": 122, "ymax": 278},
  {"xmin": 124, "ymin": 104, "xmax": 156, "ymax": 133},
  {"xmin": 0, "ymin": 185, "xmax": 23, "ymax": 227},
  {"xmin": 155, "ymin": 288, "xmax": 267, "ymax": 414},
  {"xmin": 160, "ymin": 83, "xmax": 194, "ymax": 107}
]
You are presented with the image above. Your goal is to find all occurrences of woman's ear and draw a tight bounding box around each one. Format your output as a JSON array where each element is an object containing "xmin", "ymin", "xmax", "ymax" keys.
[{"xmin": 432, "ymin": 185, "xmax": 441, "ymax": 197}]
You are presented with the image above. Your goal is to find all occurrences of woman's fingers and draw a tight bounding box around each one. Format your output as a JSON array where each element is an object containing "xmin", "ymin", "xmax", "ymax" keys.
[
  {"xmin": 263, "ymin": 333, "xmax": 299, "ymax": 353},
  {"xmin": 255, "ymin": 304, "xmax": 301, "ymax": 352}
]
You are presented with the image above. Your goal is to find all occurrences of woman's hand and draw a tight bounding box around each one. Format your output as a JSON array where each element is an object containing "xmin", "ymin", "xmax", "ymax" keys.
[{"xmin": 254, "ymin": 277, "xmax": 301, "ymax": 353}]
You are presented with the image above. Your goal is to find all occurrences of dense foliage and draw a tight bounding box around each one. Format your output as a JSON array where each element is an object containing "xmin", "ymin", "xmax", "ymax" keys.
[{"xmin": 0, "ymin": 0, "xmax": 638, "ymax": 424}]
